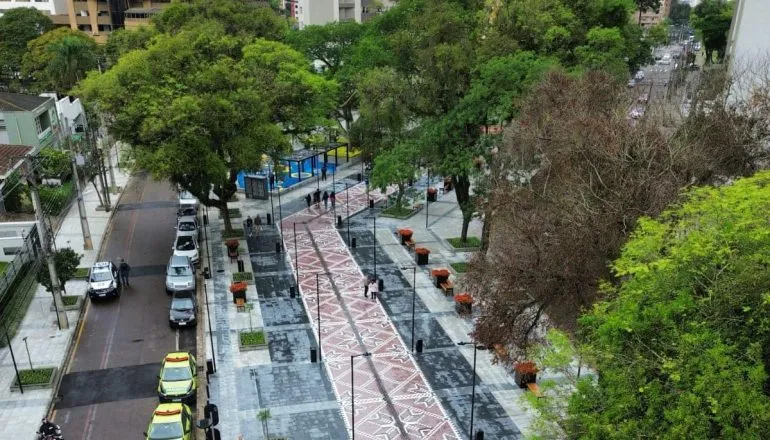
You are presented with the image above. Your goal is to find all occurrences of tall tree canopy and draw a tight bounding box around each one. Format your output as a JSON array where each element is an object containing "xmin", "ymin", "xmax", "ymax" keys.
[
  {"xmin": 691, "ymin": 0, "xmax": 734, "ymax": 63},
  {"xmin": 22, "ymin": 28, "xmax": 99, "ymax": 94},
  {"xmin": 0, "ymin": 7, "xmax": 53, "ymax": 90},
  {"xmin": 77, "ymin": 17, "xmax": 336, "ymax": 232},
  {"xmin": 567, "ymin": 171, "xmax": 770, "ymax": 439}
]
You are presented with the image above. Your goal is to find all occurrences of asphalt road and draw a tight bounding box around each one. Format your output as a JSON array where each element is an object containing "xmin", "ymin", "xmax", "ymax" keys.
[{"xmin": 52, "ymin": 173, "xmax": 197, "ymax": 439}]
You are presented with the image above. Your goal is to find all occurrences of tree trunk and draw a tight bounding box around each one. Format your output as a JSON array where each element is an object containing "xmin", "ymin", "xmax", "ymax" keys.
[
  {"xmin": 637, "ymin": 9, "xmax": 642, "ymax": 25},
  {"xmin": 91, "ymin": 180, "xmax": 104, "ymax": 207},
  {"xmin": 480, "ymin": 211, "xmax": 491, "ymax": 253},
  {"xmin": 396, "ymin": 183, "xmax": 404, "ymax": 207},
  {"xmin": 453, "ymin": 175, "xmax": 473, "ymax": 242},
  {"xmin": 219, "ymin": 199, "xmax": 232, "ymax": 234}
]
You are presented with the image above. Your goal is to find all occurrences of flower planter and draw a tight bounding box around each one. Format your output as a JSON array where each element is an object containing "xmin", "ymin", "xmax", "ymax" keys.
[
  {"xmin": 398, "ymin": 228, "xmax": 414, "ymax": 245},
  {"xmin": 514, "ymin": 361, "xmax": 539, "ymax": 388},
  {"xmin": 230, "ymin": 281, "xmax": 248, "ymax": 304},
  {"xmin": 232, "ymin": 290, "xmax": 247, "ymax": 304},
  {"xmin": 225, "ymin": 239, "xmax": 240, "ymax": 260},
  {"xmin": 238, "ymin": 329, "xmax": 269, "ymax": 352},
  {"xmin": 415, "ymin": 248, "xmax": 430, "ymax": 265},
  {"xmin": 455, "ymin": 301, "xmax": 472, "ymax": 315},
  {"xmin": 432, "ymin": 269, "xmax": 450, "ymax": 287},
  {"xmin": 10, "ymin": 367, "xmax": 58, "ymax": 392}
]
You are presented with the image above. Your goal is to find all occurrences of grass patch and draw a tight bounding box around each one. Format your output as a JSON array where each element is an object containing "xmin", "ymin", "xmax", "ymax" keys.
[
  {"xmin": 233, "ymin": 272, "xmax": 253, "ymax": 283},
  {"xmin": 17, "ymin": 367, "xmax": 55, "ymax": 385},
  {"xmin": 62, "ymin": 295, "xmax": 79, "ymax": 306},
  {"xmin": 447, "ymin": 236, "xmax": 481, "ymax": 249},
  {"xmin": 450, "ymin": 262, "xmax": 469, "ymax": 273},
  {"xmin": 222, "ymin": 228, "xmax": 244, "ymax": 239},
  {"xmin": 0, "ymin": 261, "xmax": 8, "ymax": 275},
  {"xmin": 74, "ymin": 267, "xmax": 89, "ymax": 279},
  {"xmin": 240, "ymin": 330, "xmax": 266, "ymax": 346},
  {"xmin": 228, "ymin": 208, "xmax": 242, "ymax": 219},
  {"xmin": 381, "ymin": 204, "xmax": 417, "ymax": 219}
]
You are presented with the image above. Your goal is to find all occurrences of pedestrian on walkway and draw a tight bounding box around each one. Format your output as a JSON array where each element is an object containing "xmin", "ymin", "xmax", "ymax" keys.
[
  {"xmin": 305, "ymin": 193, "xmax": 312, "ymax": 208},
  {"xmin": 330, "ymin": 191, "xmax": 336, "ymax": 209},
  {"xmin": 245, "ymin": 215, "xmax": 253, "ymax": 236},
  {"xmin": 314, "ymin": 188, "xmax": 321, "ymax": 208},
  {"xmin": 321, "ymin": 165, "xmax": 327, "ymax": 181},
  {"xmin": 269, "ymin": 172, "xmax": 275, "ymax": 190},
  {"xmin": 322, "ymin": 191, "xmax": 329, "ymax": 210},
  {"xmin": 255, "ymin": 213, "xmax": 262, "ymax": 232},
  {"xmin": 119, "ymin": 258, "xmax": 131, "ymax": 287},
  {"xmin": 369, "ymin": 278, "xmax": 379, "ymax": 302},
  {"xmin": 363, "ymin": 275, "xmax": 370, "ymax": 298}
]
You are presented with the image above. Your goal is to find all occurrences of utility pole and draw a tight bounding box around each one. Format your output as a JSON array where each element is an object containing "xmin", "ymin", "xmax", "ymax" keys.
[
  {"xmin": 25, "ymin": 155, "xmax": 69, "ymax": 330},
  {"xmin": 101, "ymin": 136, "xmax": 117, "ymax": 193},
  {"xmin": 71, "ymin": 151, "xmax": 92, "ymax": 250}
]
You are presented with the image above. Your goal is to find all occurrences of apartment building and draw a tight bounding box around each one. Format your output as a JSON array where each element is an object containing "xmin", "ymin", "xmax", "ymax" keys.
[
  {"xmin": 634, "ymin": 0, "xmax": 671, "ymax": 28},
  {"xmin": 726, "ymin": 0, "xmax": 770, "ymax": 105},
  {"xmin": 0, "ymin": 92, "xmax": 60, "ymax": 150},
  {"xmin": 294, "ymin": 0, "xmax": 395, "ymax": 28},
  {"xmin": 0, "ymin": 0, "xmax": 71, "ymax": 28},
  {"xmin": 64, "ymin": 0, "xmax": 175, "ymax": 42}
]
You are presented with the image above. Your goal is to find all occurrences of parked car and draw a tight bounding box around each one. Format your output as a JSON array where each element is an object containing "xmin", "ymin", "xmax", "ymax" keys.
[
  {"xmin": 157, "ymin": 352, "xmax": 197, "ymax": 403},
  {"xmin": 635, "ymin": 70, "xmax": 645, "ymax": 81},
  {"xmin": 627, "ymin": 79, "xmax": 637, "ymax": 88},
  {"xmin": 177, "ymin": 191, "xmax": 198, "ymax": 217},
  {"xmin": 87, "ymin": 261, "xmax": 120, "ymax": 300},
  {"xmin": 144, "ymin": 403, "xmax": 193, "ymax": 440},
  {"xmin": 165, "ymin": 255, "xmax": 196, "ymax": 294},
  {"xmin": 175, "ymin": 215, "xmax": 199, "ymax": 243},
  {"xmin": 169, "ymin": 291, "xmax": 197, "ymax": 328},
  {"xmin": 173, "ymin": 235, "xmax": 199, "ymax": 266}
]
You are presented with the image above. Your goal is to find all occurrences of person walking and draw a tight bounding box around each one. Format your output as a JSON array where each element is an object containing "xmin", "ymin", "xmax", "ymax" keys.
[
  {"xmin": 330, "ymin": 191, "xmax": 336, "ymax": 209},
  {"xmin": 322, "ymin": 191, "xmax": 329, "ymax": 210},
  {"xmin": 305, "ymin": 193, "xmax": 312, "ymax": 208},
  {"xmin": 363, "ymin": 275, "xmax": 370, "ymax": 298},
  {"xmin": 255, "ymin": 213, "xmax": 262, "ymax": 232},
  {"xmin": 321, "ymin": 165, "xmax": 327, "ymax": 181},
  {"xmin": 119, "ymin": 258, "xmax": 131, "ymax": 287},
  {"xmin": 245, "ymin": 215, "xmax": 253, "ymax": 237},
  {"xmin": 369, "ymin": 278, "xmax": 379, "ymax": 302},
  {"xmin": 268, "ymin": 172, "xmax": 275, "ymax": 190},
  {"xmin": 314, "ymin": 188, "xmax": 321, "ymax": 208}
]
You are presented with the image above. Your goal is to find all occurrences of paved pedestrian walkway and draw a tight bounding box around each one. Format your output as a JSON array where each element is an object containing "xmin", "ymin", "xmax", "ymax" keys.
[
  {"xmin": 283, "ymin": 184, "xmax": 461, "ymax": 439},
  {"xmin": 0, "ymin": 145, "xmax": 130, "ymax": 439}
]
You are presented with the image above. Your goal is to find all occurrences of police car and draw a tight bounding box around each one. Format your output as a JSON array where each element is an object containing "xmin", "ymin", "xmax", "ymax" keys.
[
  {"xmin": 87, "ymin": 261, "xmax": 120, "ymax": 300},
  {"xmin": 145, "ymin": 403, "xmax": 193, "ymax": 440}
]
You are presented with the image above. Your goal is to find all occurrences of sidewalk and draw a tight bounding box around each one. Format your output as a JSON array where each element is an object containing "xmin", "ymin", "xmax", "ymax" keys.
[{"xmin": 0, "ymin": 145, "xmax": 130, "ymax": 439}]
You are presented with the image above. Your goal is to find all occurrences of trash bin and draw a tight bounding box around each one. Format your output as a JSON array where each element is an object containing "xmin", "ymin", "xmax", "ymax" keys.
[
  {"xmin": 275, "ymin": 242, "xmax": 281, "ymax": 253},
  {"xmin": 310, "ymin": 348, "xmax": 318, "ymax": 363},
  {"xmin": 352, "ymin": 237, "xmax": 357, "ymax": 248},
  {"xmin": 378, "ymin": 278, "xmax": 384, "ymax": 291},
  {"xmin": 290, "ymin": 286, "xmax": 296, "ymax": 298},
  {"xmin": 237, "ymin": 259, "xmax": 244, "ymax": 273},
  {"xmin": 369, "ymin": 199, "xmax": 374, "ymax": 209},
  {"xmin": 357, "ymin": 173, "xmax": 363, "ymax": 182},
  {"xmin": 266, "ymin": 213, "xmax": 272, "ymax": 225},
  {"xmin": 416, "ymin": 339, "xmax": 424, "ymax": 353},
  {"xmin": 337, "ymin": 215, "xmax": 343, "ymax": 228}
]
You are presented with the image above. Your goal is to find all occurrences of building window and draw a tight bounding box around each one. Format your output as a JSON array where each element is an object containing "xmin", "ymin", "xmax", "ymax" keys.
[
  {"xmin": 35, "ymin": 111, "xmax": 51, "ymax": 134},
  {"xmin": 98, "ymin": 10, "xmax": 110, "ymax": 16},
  {"xmin": 0, "ymin": 119, "xmax": 5, "ymax": 130},
  {"xmin": 98, "ymin": 24, "xmax": 113, "ymax": 32},
  {"xmin": 78, "ymin": 25, "xmax": 93, "ymax": 32},
  {"xmin": 3, "ymin": 247, "xmax": 22, "ymax": 255}
]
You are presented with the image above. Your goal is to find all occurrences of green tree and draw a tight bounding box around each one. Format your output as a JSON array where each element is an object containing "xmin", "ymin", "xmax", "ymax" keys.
[
  {"xmin": 576, "ymin": 27, "xmax": 629, "ymax": 79},
  {"xmin": 37, "ymin": 248, "xmax": 82, "ymax": 294},
  {"xmin": 691, "ymin": 0, "xmax": 733, "ymax": 63},
  {"xmin": 567, "ymin": 171, "xmax": 770, "ymax": 439},
  {"xmin": 104, "ymin": 27, "xmax": 158, "ymax": 66},
  {"xmin": 370, "ymin": 141, "xmax": 418, "ymax": 208},
  {"xmin": 39, "ymin": 147, "xmax": 73, "ymax": 181},
  {"xmin": 77, "ymin": 21, "xmax": 336, "ymax": 233},
  {"xmin": 0, "ymin": 8, "xmax": 53, "ymax": 89},
  {"xmin": 153, "ymin": 0, "xmax": 287, "ymax": 40},
  {"xmin": 635, "ymin": 0, "xmax": 662, "ymax": 24},
  {"xmin": 1, "ymin": 171, "xmax": 27, "ymax": 213},
  {"xmin": 21, "ymin": 28, "xmax": 98, "ymax": 93},
  {"xmin": 646, "ymin": 22, "xmax": 669, "ymax": 46},
  {"xmin": 670, "ymin": 0, "xmax": 692, "ymax": 25}
]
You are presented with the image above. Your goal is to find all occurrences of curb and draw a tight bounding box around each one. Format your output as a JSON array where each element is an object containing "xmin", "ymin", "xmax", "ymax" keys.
[{"xmin": 45, "ymin": 169, "xmax": 135, "ymax": 419}]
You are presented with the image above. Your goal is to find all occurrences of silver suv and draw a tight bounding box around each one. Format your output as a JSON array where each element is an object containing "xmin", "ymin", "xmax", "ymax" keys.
[{"xmin": 165, "ymin": 255, "xmax": 196, "ymax": 294}]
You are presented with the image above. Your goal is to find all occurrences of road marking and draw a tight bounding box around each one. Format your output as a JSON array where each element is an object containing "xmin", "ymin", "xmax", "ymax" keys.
[
  {"xmin": 176, "ymin": 328, "xmax": 180, "ymax": 351},
  {"xmin": 66, "ymin": 298, "xmax": 91, "ymax": 374},
  {"xmin": 99, "ymin": 293, "xmax": 122, "ymax": 370}
]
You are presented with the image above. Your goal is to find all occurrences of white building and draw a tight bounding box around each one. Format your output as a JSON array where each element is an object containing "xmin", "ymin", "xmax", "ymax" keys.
[
  {"xmin": 39, "ymin": 93, "xmax": 86, "ymax": 137},
  {"xmin": 295, "ymin": 0, "xmax": 396, "ymax": 28},
  {"xmin": 0, "ymin": 0, "xmax": 68, "ymax": 17},
  {"xmin": 726, "ymin": 0, "xmax": 770, "ymax": 105}
]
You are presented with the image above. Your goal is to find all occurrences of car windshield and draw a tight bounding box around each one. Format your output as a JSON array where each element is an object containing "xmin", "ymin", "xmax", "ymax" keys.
[
  {"xmin": 170, "ymin": 266, "xmax": 193, "ymax": 277},
  {"xmin": 176, "ymin": 237, "xmax": 195, "ymax": 251},
  {"xmin": 90, "ymin": 271, "xmax": 112, "ymax": 282},
  {"xmin": 172, "ymin": 298, "xmax": 194, "ymax": 311},
  {"xmin": 148, "ymin": 421, "xmax": 184, "ymax": 439},
  {"xmin": 162, "ymin": 366, "xmax": 192, "ymax": 381},
  {"xmin": 178, "ymin": 222, "xmax": 195, "ymax": 231}
]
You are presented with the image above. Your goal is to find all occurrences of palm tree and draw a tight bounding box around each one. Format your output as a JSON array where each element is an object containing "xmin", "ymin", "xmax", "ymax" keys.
[
  {"xmin": 257, "ymin": 408, "xmax": 271, "ymax": 439},
  {"xmin": 46, "ymin": 36, "xmax": 97, "ymax": 93}
]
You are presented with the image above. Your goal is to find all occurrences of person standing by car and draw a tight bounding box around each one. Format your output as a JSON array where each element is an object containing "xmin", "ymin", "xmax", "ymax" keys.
[{"xmin": 119, "ymin": 258, "xmax": 131, "ymax": 287}]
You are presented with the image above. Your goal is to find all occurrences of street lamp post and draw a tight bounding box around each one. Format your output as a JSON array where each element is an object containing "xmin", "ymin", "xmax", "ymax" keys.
[
  {"xmin": 202, "ymin": 205, "xmax": 216, "ymax": 372},
  {"xmin": 350, "ymin": 351, "xmax": 372, "ymax": 440},
  {"xmin": 426, "ymin": 168, "xmax": 430, "ymax": 228},
  {"xmin": 293, "ymin": 222, "xmax": 299, "ymax": 283},
  {"xmin": 401, "ymin": 266, "xmax": 418, "ymax": 352},
  {"xmin": 457, "ymin": 341, "xmax": 488, "ymax": 440},
  {"xmin": 277, "ymin": 184, "xmax": 283, "ymax": 237},
  {"xmin": 346, "ymin": 182, "xmax": 351, "ymax": 245},
  {"xmin": 4, "ymin": 324, "xmax": 23, "ymax": 393},
  {"xmin": 315, "ymin": 272, "xmax": 323, "ymax": 361}
]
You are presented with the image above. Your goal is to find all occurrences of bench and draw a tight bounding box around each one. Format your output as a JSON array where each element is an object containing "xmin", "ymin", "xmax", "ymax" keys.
[
  {"xmin": 235, "ymin": 297, "xmax": 246, "ymax": 312},
  {"xmin": 405, "ymin": 238, "xmax": 416, "ymax": 250},
  {"xmin": 440, "ymin": 281, "xmax": 454, "ymax": 296},
  {"xmin": 527, "ymin": 383, "xmax": 544, "ymax": 398}
]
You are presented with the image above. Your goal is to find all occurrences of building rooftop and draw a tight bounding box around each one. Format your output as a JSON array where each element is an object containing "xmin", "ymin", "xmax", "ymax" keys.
[
  {"xmin": 0, "ymin": 145, "xmax": 33, "ymax": 180},
  {"xmin": 0, "ymin": 92, "xmax": 51, "ymax": 112}
]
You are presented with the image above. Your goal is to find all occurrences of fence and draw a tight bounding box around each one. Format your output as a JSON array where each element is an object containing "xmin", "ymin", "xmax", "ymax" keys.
[{"xmin": 0, "ymin": 225, "xmax": 42, "ymax": 341}]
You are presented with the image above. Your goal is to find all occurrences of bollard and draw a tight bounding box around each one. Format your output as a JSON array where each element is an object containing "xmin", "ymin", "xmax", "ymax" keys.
[
  {"xmin": 351, "ymin": 237, "xmax": 357, "ymax": 248},
  {"xmin": 310, "ymin": 347, "xmax": 318, "ymax": 363},
  {"xmin": 237, "ymin": 259, "xmax": 244, "ymax": 273},
  {"xmin": 266, "ymin": 213, "xmax": 272, "ymax": 225},
  {"xmin": 357, "ymin": 172, "xmax": 363, "ymax": 182},
  {"xmin": 275, "ymin": 242, "xmax": 281, "ymax": 253},
  {"xmin": 378, "ymin": 278, "xmax": 384, "ymax": 292},
  {"xmin": 206, "ymin": 359, "xmax": 215, "ymax": 375},
  {"xmin": 337, "ymin": 215, "xmax": 343, "ymax": 228},
  {"xmin": 416, "ymin": 339, "xmax": 424, "ymax": 353},
  {"xmin": 290, "ymin": 285, "xmax": 296, "ymax": 297},
  {"xmin": 204, "ymin": 403, "xmax": 220, "ymax": 426},
  {"xmin": 475, "ymin": 431, "xmax": 485, "ymax": 440},
  {"xmin": 203, "ymin": 214, "xmax": 208, "ymax": 225},
  {"xmin": 369, "ymin": 199, "xmax": 374, "ymax": 209}
]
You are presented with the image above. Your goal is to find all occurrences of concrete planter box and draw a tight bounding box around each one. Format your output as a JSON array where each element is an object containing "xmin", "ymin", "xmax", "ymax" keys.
[
  {"xmin": 50, "ymin": 295, "xmax": 83, "ymax": 312},
  {"xmin": 10, "ymin": 366, "xmax": 58, "ymax": 392},
  {"xmin": 238, "ymin": 330, "xmax": 269, "ymax": 352}
]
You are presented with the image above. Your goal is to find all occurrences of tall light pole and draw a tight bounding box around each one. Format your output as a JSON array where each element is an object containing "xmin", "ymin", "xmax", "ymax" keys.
[
  {"xmin": 277, "ymin": 185, "xmax": 283, "ymax": 237},
  {"xmin": 350, "ymin": 351, "xmax": 372, "ymax": 440},
  {"xmin": 345, "ymin": 182, "xmax": 351, "ymax": 245},
  {"xmin": 425, "ymin": 168, "xmax": 430, "ymax": 228},
  {"xmin": 401, "ymin": 266, "xmax": 417, "ymax": 352},
  {"xmin": 457, "ymin": 342, "xmax": 488, "ymax": 440},
  {"xmin": 202, "ymin": 205, "xmax": 216, "ymax": 372},
  {"xmin": 314, "ymin": 272, "xmax": 331, "ymax": 361},
  {"xmin": 293, "ymin": 222, "xmax": 300, "ymax": 283}
]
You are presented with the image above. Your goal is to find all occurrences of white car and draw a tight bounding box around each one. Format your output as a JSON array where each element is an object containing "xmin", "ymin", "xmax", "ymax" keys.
[
  {"xmin": 635, "ymin": 70, "xmax": 645, "ymax": 81},
  {"xmin": 176, "ymin": 215, "xmax": 199, "ymax": 243},
  {"xmin": 178, "ymin": 190, "xmax": 199, "ymax": 217},
  {"xmin": 87, "ymin": 261, "xmax": 120, "ymax": 299},
  {"xmin": 173, "ymin": 235, "xmax": 199, "ymax": 266}
]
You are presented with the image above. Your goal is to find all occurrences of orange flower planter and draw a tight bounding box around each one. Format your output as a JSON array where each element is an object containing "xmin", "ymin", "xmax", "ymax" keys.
[
  {"xmin": 230, "ymin": 281, "xmax": 248, "ymax": 304},
  {"xmin": 415, "ymin": 247, "xmax": 430, "ymax": 265},
  {"xmin": 514, "ymin": 361, "xmax": 538, "ymax": 388}
]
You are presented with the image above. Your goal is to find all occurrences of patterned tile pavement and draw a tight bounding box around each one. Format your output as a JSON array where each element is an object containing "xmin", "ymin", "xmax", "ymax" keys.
[{"xmin": 282, "ymin": 184, "xmax": 462, "ymax": 439}]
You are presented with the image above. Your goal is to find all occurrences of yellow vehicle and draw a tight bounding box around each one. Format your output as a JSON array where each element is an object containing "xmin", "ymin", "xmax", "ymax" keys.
[
  {"xmin": 145, "ymin": 403, "xmax": 193, "ymax": 440},
  {"xmin": 157, "ymin": 352, "xmax": 197, "ymax": 404}
]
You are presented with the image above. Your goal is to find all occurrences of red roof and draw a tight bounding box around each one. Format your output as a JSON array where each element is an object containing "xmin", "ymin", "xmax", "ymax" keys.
[{"xmin": 0, "ymin": 145, "xmax": 33, "ymax": 179}]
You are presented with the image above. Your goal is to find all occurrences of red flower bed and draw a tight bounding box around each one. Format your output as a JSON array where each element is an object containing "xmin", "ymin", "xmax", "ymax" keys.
[
  {"xmin": 454, "ymin": 293, "xmax": 473, "ymax": 304},
  {"xmin": 225, "ymin": 239, "xmax": 239, "ymax": 251},
  {"xmin": 431, "ymin": 269, "xmax": 450, "ymax": 278},
  {"xmin": 514, "ymin": 360, "xmax": 538, "ymax": 375},
  {"xmin": 398, "ymin": 228, "xmax": 414, "ymax": 238},
  {"xmin": 415, "ymin": 247, "xmax": 431, "ymax": 255},
  {"xmin": 229, "ymin": 281, "xmax": 248, "ymax": 294}
]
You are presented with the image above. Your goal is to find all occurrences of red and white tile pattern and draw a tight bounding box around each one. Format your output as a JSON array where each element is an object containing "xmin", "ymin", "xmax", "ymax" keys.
[{"xmin": 282, "ymin": 184, "xmax": 460, "ymax": 439}]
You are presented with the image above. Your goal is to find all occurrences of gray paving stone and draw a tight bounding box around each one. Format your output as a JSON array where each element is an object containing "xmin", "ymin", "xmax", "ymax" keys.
[
  {"xmin": 415, "ymin": 349, "xmax": 476, "ymax": 389},
  {"xmin": 439, "ymin": 391, "xmax": 522, "ymax": 440},
  {"xmin": 266, "ymin": 328, "xmax": 315, "ymax": 363},
  {"xmin": 391, "ymin": 315, "xmax": 455, "ymax": 349},
  {"xmin": 252, "ymin": 363, "xmax": 337, "ymax": 408},
  {"xmin": 259, "ymin": 297, "xmax": 309, "ymax": 326}
]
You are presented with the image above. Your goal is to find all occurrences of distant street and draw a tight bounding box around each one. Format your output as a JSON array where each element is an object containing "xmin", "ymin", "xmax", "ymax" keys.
[{"xmin": 52, "ymin": 174, "xmax": 196, "ymax": 439}]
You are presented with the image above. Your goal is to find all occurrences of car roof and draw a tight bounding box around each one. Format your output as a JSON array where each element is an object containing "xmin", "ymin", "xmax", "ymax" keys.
[
  {"xmin": 176, "ymin": 235, "xmax": 195, "ymax": 243},
  {"xmin": 151, "ymin": 403, "xmax": 186, "ymax": 422},
  {"xmin": 163, "ymin": 352, "xmax": 192, "ymax": 366},
  {"xmin": 93, "ymin": 261, "xmax": 112, "ymax": 268},
  {"xmin": 172, "ymin": 290, "xmax": 195, "ymax": 300},
  {"xmin": 169, "ymin": 255, "xmax": 191, "ymax": 266},
  {"xmin": 177, "ymin": 216, "xmax": 197, "ymax": 223}
]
